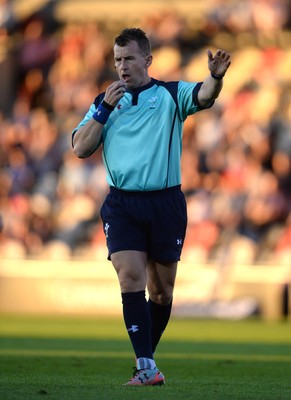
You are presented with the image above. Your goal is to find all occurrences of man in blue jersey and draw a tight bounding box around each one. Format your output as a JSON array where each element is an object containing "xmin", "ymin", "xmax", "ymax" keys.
[{"xmin": 72, "ymin": 28, "xmax": 231, "ymax": 386}]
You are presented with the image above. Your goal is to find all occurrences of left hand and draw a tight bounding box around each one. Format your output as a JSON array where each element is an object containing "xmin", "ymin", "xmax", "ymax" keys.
[{"xmin": 207, "ymin": 49, "xmax": 231, "ymax": 77}]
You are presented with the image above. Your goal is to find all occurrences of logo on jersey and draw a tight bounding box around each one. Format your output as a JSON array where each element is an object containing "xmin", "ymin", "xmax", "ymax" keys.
[
  {"xmin": 177, "ymin": 238, "xmax": 183, "ymax": 245},
  {"xmin": 127, "ymin": 325, "xmax": 139, "ymax": 333},
  {"xmin": 148, "ymin": 96, "xmax": 158, "ymax": 109}
]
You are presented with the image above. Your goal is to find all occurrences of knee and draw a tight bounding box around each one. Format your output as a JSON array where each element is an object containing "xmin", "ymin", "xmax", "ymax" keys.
[
  {"xmin": 149, "ymin": 290, "xmax": 173, "ymax": 306},
  {"xmin": 117, "ymin": 270, "xmax": 146, "ymax": 293},
  {"xmin": 113, "ymin": 263, "xmax": 147, "ymax": 293},
  {"xmin": 111, "ymin": 251, "xmax": 147, "ymax": 292}
]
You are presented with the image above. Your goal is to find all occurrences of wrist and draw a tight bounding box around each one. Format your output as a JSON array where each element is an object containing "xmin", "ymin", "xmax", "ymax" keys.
[
  {"xmin": 92, "ymin": 101, "xmax": 114, "ymax": 125},
  {"xmin": 211, "ymin": 72, "xmax": 225, "ymax": 80}
]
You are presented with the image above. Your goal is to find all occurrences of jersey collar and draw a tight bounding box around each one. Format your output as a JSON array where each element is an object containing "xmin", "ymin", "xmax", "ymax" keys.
[{"xmin": 127, "ymin": 78, "xmax": 156, "ymax": 105}]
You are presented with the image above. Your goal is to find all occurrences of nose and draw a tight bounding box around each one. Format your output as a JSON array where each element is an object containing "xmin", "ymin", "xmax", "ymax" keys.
[{"xmin": 120, "ymin": 58, "xmax": 128, "ymax": 70}]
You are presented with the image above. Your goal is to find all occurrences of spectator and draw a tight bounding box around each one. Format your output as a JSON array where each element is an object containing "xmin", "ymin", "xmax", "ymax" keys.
[{"xmin": 1, "ymin": 3, "xmax": 291, "ymax": 264}]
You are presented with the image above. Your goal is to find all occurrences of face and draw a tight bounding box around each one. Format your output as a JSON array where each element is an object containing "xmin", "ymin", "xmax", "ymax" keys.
[{"xmin": 114, "ymin": 40, "xmax": 152, "ymax": 90}]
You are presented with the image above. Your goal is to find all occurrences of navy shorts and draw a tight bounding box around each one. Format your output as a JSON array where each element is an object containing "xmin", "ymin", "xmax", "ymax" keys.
[{"xmin": 100, "ymin": 185, "xmax": 187, "ymax": 263}]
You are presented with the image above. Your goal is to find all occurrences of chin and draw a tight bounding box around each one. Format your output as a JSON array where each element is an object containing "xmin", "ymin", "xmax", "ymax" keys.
[{"xmin": 126, "ymin": 83, "xmax": 135, "ymax": 90}]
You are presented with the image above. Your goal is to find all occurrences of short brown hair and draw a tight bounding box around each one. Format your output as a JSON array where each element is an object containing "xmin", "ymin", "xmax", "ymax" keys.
[{"xmin": 114, "ymin": 28, "xmax": 151, "ymax": 56}]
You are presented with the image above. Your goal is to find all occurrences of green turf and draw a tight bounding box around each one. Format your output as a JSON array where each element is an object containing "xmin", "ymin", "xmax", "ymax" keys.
[{"xmin": 1, "ymin": 314, "xmax": 291, "ymax": 400}]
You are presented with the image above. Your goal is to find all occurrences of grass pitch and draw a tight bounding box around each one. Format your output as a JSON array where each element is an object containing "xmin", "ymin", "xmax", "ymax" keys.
[{"xmin": 1, "ymin": 314, "xmax": 291, "ymax": 400}]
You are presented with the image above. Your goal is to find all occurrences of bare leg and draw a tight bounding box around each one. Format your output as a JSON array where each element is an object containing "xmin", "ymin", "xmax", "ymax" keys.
[
  {"xmin": 111, "ymin": 250, "xmax": 147, "ymax": 293},
  {"xmin": 146, "ymin": 259, "xmax": 177, "ymax": 304}
]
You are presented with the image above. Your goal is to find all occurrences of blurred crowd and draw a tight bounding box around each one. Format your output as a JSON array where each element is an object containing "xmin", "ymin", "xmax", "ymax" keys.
[{"xmin": 1, "ymin": 0, "xmax": 291, "ymax": 265}]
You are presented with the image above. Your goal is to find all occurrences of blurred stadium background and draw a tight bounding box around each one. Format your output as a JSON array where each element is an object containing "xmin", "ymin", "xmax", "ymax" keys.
[{"xmin": 0, "ymin": 0, "xmax": 291, "ymax": 320}]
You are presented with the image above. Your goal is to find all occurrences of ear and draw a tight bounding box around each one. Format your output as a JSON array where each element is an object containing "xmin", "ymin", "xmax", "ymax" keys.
[{"xmin": 145, "ymin": 55, "xmax": 153, "ymax": 68}]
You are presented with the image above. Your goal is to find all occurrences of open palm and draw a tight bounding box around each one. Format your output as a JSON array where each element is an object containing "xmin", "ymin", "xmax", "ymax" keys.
[{"xmin": 207, "ymin": 49, "xmax": 231, "ymax": 77}]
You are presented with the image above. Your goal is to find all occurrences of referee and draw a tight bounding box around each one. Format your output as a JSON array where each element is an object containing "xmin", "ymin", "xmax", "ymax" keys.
[{"xmin": 72, "ymin": 28, "xmax": 231, "ymax": 386}]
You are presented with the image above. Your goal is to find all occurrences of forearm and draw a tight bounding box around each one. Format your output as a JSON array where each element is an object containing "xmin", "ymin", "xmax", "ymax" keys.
[
  {"xmin": 197, "ymin": 48, "xmax": 231, "ymax": 107},
  {"xmin": 73, "ymin": 119, "xmax": 103, "ymax": 158},
  {"xmin": 73, "ymin": 80, "xmax": 126, "ymax": 158},
  {"xmin": 73, "ymin": 98, "xmax": 116, "ymax": 158},
  {"xmin": 197, "ymin": 74, "xmax": 223, "ymax": 107}
]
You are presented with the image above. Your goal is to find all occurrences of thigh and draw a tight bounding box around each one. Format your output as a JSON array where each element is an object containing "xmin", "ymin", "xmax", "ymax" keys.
[
  {"xmin": 146, "ymin": 259, "xmax": 178, "ymax": 305},
  {"xmin": 111, "ymin": 250, "xmax": 148, "ymax": 293}
]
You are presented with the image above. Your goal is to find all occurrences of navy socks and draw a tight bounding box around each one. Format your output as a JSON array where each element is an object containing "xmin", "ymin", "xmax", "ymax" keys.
[
  {"xmin": 148, "ymin": 298, "xmax": 172, "ymax": 353},
  {"xmin": 122, "ymin": 290, "xmax": 153, "ymax": 359},
  {"xmin": 121, "ymin": 291, "xmax": 173, "ymax": 360}
]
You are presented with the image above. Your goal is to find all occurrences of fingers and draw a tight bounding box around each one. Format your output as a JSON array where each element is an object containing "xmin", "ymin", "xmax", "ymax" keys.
[
  {"xmin": 104, "ymin": 80, "xmax": 126, "ymax": 106},
  {"xmin": 207, "ymin": 49, "xmax": 231, "ymax": 65},
  {"xmin": 111, "ymin": 79, "xmax": 126, "ymax": 94},
  {"xmin": 215, "ymin": 49, "xmax": 231, "ymax": 62},
  {"xmin": 118, "ymin": 86, "xmax": 126, "ymax": 95},
  {"xmin": 207, "ymin": 49, "xmax": 213, "ymax": 61},
  {"xmin": 209, "ymin": 49, "xmax": 231, "ymax": 73}
]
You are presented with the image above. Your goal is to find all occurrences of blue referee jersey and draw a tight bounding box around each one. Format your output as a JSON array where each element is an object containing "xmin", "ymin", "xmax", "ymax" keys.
[{"xmin": 72, "ymin": 78, "xmax": 213, "ymax": 191}]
